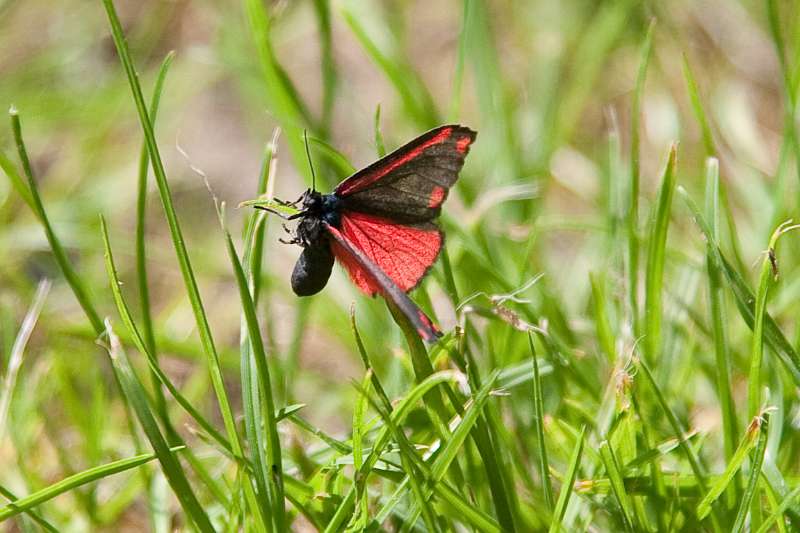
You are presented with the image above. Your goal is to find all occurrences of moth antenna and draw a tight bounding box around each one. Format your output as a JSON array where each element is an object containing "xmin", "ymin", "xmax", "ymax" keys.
[{"xmin": 303, "ymin": 129, "xmax": 317, "ymax": 192}]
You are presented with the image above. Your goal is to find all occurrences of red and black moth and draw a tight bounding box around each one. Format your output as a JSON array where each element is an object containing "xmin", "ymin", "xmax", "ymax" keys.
[{"xmin": 261, "ymin": 125, "xmax": 476, "ymax": 341}]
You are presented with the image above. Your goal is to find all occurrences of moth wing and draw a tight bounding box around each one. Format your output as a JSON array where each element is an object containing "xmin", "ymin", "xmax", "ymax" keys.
[
  {"xmin": 324, "ymin": 222, "xmax": 441, "ymax": 342},
  {"xmin": 335, "ymin": 125, "xmax": 476, "ymax": 224},
  {"xmin": 332, "ymin": 211, "xmax": 442, "ymax": 295}
]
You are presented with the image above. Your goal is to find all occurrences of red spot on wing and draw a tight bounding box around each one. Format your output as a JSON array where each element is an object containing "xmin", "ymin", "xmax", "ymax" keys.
[
  {"xmin": 417, "ymin": 310, "xmax": 441, "ymax": 339},
  {"xmin": 456, "ymin": 135, "xmax": 473, "ymax": 154},
  {"xmin": 330, "ymin": 211, "xmax": 442, "ymax": 295},
  {"xmin": 336, "ymin": 127, "xmax": 453, "ymax": 196},
  {"xmin": 428, "ymin": 186, "xmax": 446, "ymax": 208}
]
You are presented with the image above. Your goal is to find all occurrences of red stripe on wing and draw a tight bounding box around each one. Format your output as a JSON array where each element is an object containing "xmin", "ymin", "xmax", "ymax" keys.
[
  {"xmin": 330, "ymin": 211, "xmax": 442, "ymax": 296},
  {"xmin": 335, "ymin": 126, "xmax": 454, "ymax": 196}
]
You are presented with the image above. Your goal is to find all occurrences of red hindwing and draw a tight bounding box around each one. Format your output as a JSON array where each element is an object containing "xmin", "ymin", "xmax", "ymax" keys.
[{"xmin": 330, "ymin": 211, "xmax": 442, "ymax": 296}]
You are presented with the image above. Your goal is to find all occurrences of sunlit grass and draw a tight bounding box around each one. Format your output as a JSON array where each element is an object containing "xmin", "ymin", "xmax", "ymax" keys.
[{"xmin": 2, "ymin": 0, "xmax": 800, "ymax": 531}]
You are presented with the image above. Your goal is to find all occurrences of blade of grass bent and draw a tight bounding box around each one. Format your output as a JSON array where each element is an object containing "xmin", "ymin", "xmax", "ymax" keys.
[
  {"xmin": 0, "ymin": 449, "xmax": 179, "ymax": 522},
  {"xmin": 732, "ymin": 412, "xmax": 770, "ymax": 533},
  {"xmin": 9, "ymin": 110, "xmax": 103, "ymax": 335},
  {"xmin": 103, "ymin": 321, "xmax": 214, "ymax": 532},
  {"xmin": 697, "ymin": 415, "xmax": 762, "ymax": 520},
  {"xmin": 0, "ymin": 485, "xmax": 57, "ymax": 531},
  {"xmin": 136, "ymin": 50, "xmax": 174, "ymax": 372}
]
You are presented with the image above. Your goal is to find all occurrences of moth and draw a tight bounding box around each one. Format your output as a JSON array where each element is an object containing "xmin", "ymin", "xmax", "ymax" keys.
[{"xmin": 261, "ymin": 125, "xmax": 476, "ymax": 341}]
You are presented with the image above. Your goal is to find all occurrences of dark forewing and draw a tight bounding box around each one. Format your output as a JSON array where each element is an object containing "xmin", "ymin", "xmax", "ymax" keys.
[
  {"xmin": 335, "ymin": 125, "xmax": 476, "ymax": 224},
  {"xmin": 324, "ymin": 222, "xmax": 442, "ymax": 342}
]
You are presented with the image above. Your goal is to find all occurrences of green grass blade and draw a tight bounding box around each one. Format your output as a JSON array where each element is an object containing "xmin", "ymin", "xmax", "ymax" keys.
[
  {"xmin": 529, "ymin": 333, "xmax": 553, "ymax": 510},
  {"xmin": 697, "ymin": 415, "xmax": 762, "ymax": 520},
  {"xmin": 703, "ymin": 158, "xmax": 738, "ymax": 478},
  {"xmin": 599, "ymin": 441, "xmax": 635, "ymax": 532},
  {"xmin": 628, "ymin": 20, "xmax": 655, "ymax": 338},
  {"xmin": 0, "ymin": 485, "xmax": 58, "ymax": 531},
  {"xmin": 9, "ymin": 110, "xmax": 104, "ymax": 335},
  {"xmin": 681, "ymin": 54, "xmax": 716, "ymax": 157},
  {"xmin": 340, "ymin": 2, "xmax": 439, "ymax": 127},
  {"xmin": 0, "ymin": 448, "xmax": 180, "ymax": 522},
  {"xmin": 748, "ymin": 222, "xmax": 796, "ymax": 420},
  {"xmin": 136, "ymin": 51, "xmax": 175, "ymax": 359},
  {"xmin": 243, "ymin": 0, "xmax": 316, "ymax": 185},
  {"xmin": 0, "ymin": 149, "xmax": 34, "ymax": 209},
  {"xmin": 755, "ymin": 484, "xmax": 800, "ymax": 533},
  {"xmin": 220, "ymin": 209, "xmax": 285, "ymax": 531},
  {"xmin": 644, "ymin": 143, "xmax": 678, "ymax": 362},
  {"xmin": 732, "ymin": 412, "xmax": 770, "ymax": 533},
  {"xmin": 102, "ymin": 321, "xmax": 214, "ymax": 532},
  {"xmin": 548, "ymin": 425, "xmax": 586, "ymax": 533}
]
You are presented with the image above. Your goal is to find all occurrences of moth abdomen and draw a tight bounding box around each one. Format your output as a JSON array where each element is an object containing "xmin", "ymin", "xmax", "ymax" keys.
[{"xmin": 291, "ymin": 241, "xmax": 335, "ymax": 296}]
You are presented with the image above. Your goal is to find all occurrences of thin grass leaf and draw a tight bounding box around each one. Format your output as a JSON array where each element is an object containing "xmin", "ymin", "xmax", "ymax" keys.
[
  {"xmin": 102, "ymin": 321, "xmax": 214, "ymax": 532},
  {"xmin": 732, "ymin": 412, "xmax": 770, "ymax": 533},
  {"xmin": 340, "ymin": 2, "xmax": 439, "ymax": 127},
  {"xmin": 628, "ymin": 20, "xmax": 655, "ymax": 339},
  {"xmin": 100, "ymin": 217, "xmax": 234, "ymax": 457},
  {"xmin": 9, "ymin": 110, "xmax": 103, "ymax": 335},
  {"xmin": 0, "ymin": 485, "xmax": 58, "ymax": 532},
  {"xmin": 219, "ymin": 208, "xmax": 285, "ymax": 531},
  {"xmin": 0, "ymin": 149, "xmax": 34, "ymax": 209},
  {"xmin": 644, "ymin": 143, "xmax": 678, "ymax": 362},
  {"xmin": 373, "ymin": 104, "xmax": 386, "ymax": 158},
  {"xmin": 681, "ymin": 54, "xmax": 716, "ymax": 156},
  {"xmin": 599, "ymin": 441, "xmax": 635, "ymax": 532},
  {"xmin": 755, "ymin": 485, "xmax": 800, "ymax": 533},
  {"xmin": 697, "ymin": 415, "xmax": 763, "ymax": 520},
  {"xmin": 0, "ymin": 279, "xmax": 49, "ymax": 440},
  {"xmin": 548, "ymin": 425, "xmax": 586, "ymax": 533},
  {"xmin": 748, "ymin": 222, "xmax": 797, "ymax": 420},
  {"xmin": 0, "ymin": 448, "xmax": 181, "ymax": 522},
  {"xmin": 703, "ymin": 158, "xmax": 738, "ymax": 482},
  {"xmin": 243, "ymin": 0, "xmax": 317, "ymax": 186},
  {"xmin": 529, "ymin": 333, "xmax": 553, "ymax": 510}
]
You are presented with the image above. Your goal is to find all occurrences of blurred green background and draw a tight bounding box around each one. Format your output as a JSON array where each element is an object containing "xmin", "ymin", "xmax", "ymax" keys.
[{"xmin": 2, "ymin": 0, "xmax": 800, "ymax": 531}]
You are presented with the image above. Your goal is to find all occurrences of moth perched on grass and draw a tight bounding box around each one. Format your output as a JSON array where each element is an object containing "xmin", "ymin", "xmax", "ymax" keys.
[{"xmin": 251, "ymin": 125, "xmax": 476, "ymax": 341}]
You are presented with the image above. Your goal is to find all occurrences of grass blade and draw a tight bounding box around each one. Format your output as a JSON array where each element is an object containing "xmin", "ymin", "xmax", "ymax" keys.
[
  {"xmin": 628, "ymin": 21, "xmax": 655, "ymax": 338},
  {"xmin": 0, "ymin": 448, "xmax": 180, "ymax": 522},
  {"xmin": 529, "ymin": 333, "xmax": 554, "ymax": 510},
  {"xmin": 219, "ymin": 208, "xmax": 285, "ymax": 531},
  {"xmin": 9, "ymin": 110, "xmax": 103, "ymax": 335},
  {"xmin": 732, "ymin": 412, "xmax": 770, "ymax": 533},
  {"xmin": 102, "ymin": 321, "xmax": 214, "ymax": 532},
  {"xmin": 644, "ymin": 143, "xmax": 678, "ymax": 362},
  {"xmin": 697, "ymin": 414, "xmax": 763, "ymax": 520},
  {"xmin": 703, "ymin": 158, "xmax": 738, "ymax": 480},
  {"xmin": 0, "ymin": 279, "xmax": 49, "ymax": 440},
  {"xmin": 599, "ymin": 441, "xmax": 635, "ymax": 532},
  {"xmin": 548, "ymin": 425, "xmax": 586, "ymax": 533}
]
